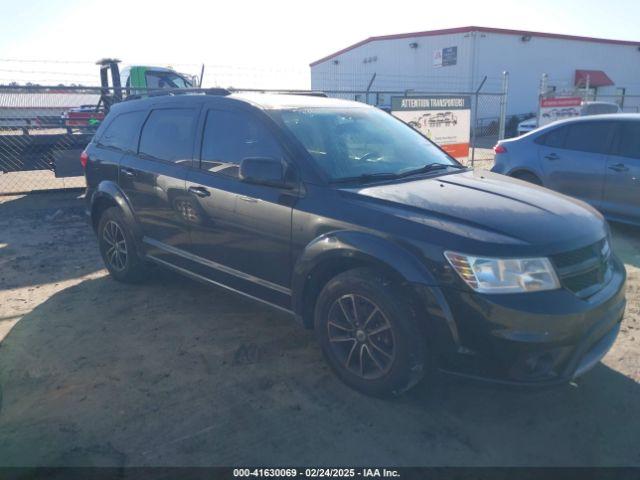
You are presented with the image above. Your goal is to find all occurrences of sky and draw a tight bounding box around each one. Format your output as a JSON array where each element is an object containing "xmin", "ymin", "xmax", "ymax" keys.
[{"xmin": 0, "ymin": 0, "xmax": 638, "ymax": 88}]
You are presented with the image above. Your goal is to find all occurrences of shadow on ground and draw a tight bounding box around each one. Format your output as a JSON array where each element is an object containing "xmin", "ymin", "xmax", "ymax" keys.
[
  {"xmin": 1, "ymin": 271, "xmax": 639, "ymax": 467},
  {"xmin": 0, "ymin": 191, "xmax": 101, "ymax": 291}
]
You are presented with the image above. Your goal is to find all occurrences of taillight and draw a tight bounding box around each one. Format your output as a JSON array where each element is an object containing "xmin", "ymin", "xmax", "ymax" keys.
[
  {"xmin": 80, "ymin": 150, "xmax": 89, "ymax": 169},
  {"xmin": 493, "ymin": 144, "xmax": 507, "ymax": 154}
]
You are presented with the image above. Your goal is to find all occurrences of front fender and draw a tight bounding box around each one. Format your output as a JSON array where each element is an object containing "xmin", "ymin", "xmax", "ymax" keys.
[{"xmin": 291, "ymin": 230, "xmax": 460, "ymax": 347}]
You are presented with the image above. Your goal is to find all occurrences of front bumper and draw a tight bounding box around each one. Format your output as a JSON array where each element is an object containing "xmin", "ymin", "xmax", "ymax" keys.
[{"xmin": 437, "ymin": 256, "xmax": 626, "ymax": 386}]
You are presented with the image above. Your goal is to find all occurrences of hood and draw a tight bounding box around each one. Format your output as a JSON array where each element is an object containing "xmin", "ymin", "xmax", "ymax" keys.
[{"xmin": 342, "ymin": 170, "xmax": 606, "ymax": 253}]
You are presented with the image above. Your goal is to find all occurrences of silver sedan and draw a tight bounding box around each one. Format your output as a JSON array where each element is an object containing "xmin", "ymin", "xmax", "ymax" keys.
[{"xmin": 492, "ymin": 114, "xmax": 640, "ymax": 226}]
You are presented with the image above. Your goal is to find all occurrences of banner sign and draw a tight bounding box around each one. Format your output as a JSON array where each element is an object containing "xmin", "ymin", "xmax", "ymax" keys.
[
  {"xmin": 433, "ymin": 46, "xmax": 457, "ymax": 68},
  {"xmin": 538, "ymin": 97, "xmax": 581, "ymax": 126},
  {"xmin": 391, "ymin": 96, "xmax": 471, "ymax": 159}
]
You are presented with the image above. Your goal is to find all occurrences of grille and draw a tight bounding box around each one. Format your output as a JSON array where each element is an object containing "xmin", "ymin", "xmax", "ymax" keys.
[{"xmin": 551, "ymin": 238, "xmax": 612, "ymax": 298}]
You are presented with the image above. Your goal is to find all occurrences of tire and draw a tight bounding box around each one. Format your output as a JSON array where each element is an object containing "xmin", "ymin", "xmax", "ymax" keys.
[
  {"xmin": 314, "ymin": 268, "xmax": 427, "ymax": 397},
  {"xmin": 512, "ymin": 171, "xmax": 543, "ymax": 186},
  {"xmin": 97, "ymin": 207, "xmax": 147, "ymax": 283}
]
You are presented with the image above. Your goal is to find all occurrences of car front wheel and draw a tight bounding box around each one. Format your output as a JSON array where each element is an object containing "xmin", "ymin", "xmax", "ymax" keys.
[{"xmin": 314, "ymin": 268, "xmax": 427, "ymax": 397}]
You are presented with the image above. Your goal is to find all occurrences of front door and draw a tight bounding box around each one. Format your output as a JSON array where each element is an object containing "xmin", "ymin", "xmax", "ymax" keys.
[
  {"xmin": 185, "ymin": 107, "xmax": 295, "ymax": 307},
  {"xmin": 119, "ymin": 106, "xmax": 200, "ymax": 258},
  {"xmin": 602, "ymin": 121, "xmax": 640, "ymax": 224},
  {"xmin": 539, "ymin": 121, "xmax": 613, "ymax": 207}
]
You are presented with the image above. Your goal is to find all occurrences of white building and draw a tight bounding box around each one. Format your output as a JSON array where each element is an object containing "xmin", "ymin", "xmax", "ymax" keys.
[{"xmin": 310, "ymin": 26, "xmax": 640, "ymax": 115}]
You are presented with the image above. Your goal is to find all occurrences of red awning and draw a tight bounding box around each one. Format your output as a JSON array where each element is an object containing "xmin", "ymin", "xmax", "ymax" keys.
[{"xmin": 575, "ymin": 70, "xmax": 614, "ymax": 87}]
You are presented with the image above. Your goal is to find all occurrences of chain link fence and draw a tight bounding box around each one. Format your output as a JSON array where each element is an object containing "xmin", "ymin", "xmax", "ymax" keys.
[
  {"xmin": 0, "ymin": 85, "xmax": 102, "ymax": 194},
  {"xmin": 0, "ymin": 81, "xmax": 507, "ymax": 194},
  {"xmin": 540, "ymin": 74, "xmax": 640, "ymax": 112}
]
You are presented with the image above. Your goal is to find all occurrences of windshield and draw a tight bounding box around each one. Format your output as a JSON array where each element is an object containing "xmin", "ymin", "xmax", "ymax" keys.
[
  {"xmin": 145, "ymin": 71, "xmax": 192, "ymax": 89},
  {"xmin": 271, "ymin": 107, "xmax": 458, "ymax": 181}
]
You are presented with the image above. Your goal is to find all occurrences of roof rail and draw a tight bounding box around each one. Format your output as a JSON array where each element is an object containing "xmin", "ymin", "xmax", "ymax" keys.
[
  {"xmin": 121, "ymin": 87, "xmax": 231, "ymax": 102},
  {"xmin": 117, "ymin": 87, "xmax": 327, "ymax": 105},
  {"xmin": 204, "ymin": 87, "xmax": 231, "ymax": 96},
  {"xmin": 229, "ymin": 88, "xmax": 327, "ymax": 97}
]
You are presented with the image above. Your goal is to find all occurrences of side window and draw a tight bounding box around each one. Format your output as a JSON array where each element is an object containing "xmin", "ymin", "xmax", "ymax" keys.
[
  {"xmin": 564, "ymin": 122, "xmax": 612, "ymax": 154},
  {"xmin": 614, "ymin": 122, "xmax": 640, "ymax": 160},
  {"xmin": 139, "ymin": 108, "xmax": 198, "ymax": 165},
  {"xmin": 538, "ymin": 126, "xmax": 567, "ymax": 148},
  {"xmin": 200, "ymin": 109, "xmax": 283, "ymax": 178},
  {"xmin": 98, "ymin": 110, "xmax": 147, "ymax": 152}
]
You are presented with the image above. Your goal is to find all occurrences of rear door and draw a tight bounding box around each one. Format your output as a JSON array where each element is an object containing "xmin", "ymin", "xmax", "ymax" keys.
[
  {"xmin": 601, "ymin": 121, "xmax": 640, "ymax": 223},
  {"xmin": 184, "ymin": 106, "xmax": 295, "ymax": 306},
  {"xmin": 119, "ymin": 106, "xmax": 200, "ymax": 256},
  {"xmin": 538, "ymin": 121, "xmax": 613, "ymax": 207}
]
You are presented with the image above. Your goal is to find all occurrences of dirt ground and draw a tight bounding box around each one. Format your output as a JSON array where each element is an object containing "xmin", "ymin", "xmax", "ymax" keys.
[{"xmin": 0, "ymin": 191, "xmax": 638, "ymax": 467}]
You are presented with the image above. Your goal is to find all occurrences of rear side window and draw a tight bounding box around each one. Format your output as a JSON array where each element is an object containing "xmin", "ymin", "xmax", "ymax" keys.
[
  {"xmin": 615, "ymin": 122, "xmax": 640, "ymax": 159},
  {"xmin": 538, "ymin": 126, "xmax": 567, "ymax": 148},
  {"xmin": 98, "ymin": 111, "xmax": 147, "ymax": 152},
  {"xmin": 564, "ymin": 122, "xmax": 612, "ymax": 154},
  {"xmin": 139, "ymin": 108, "xmax": 198, "ymax": 165},
  {"xmin": 200, "ymin": 109, "xmax": 283, "ymax": 177}
]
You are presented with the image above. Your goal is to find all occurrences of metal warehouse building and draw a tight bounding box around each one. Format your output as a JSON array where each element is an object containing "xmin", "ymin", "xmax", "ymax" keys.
[{"xmin": 310, "ymin": 26, "xmax": 640, "ymax": 115}]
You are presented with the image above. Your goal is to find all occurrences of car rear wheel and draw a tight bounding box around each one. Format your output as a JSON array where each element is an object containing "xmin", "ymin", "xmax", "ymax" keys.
[
  {"xmin": 512, "ymin": 171, "xmax": 543, "ymax": 186},
  {"xmin": 314, "ymin": 268, "xmax": 427, "ymax": 397},
  {"xmin": 97, "ymin": 207, "xmax": 147, "ymax": 283}
]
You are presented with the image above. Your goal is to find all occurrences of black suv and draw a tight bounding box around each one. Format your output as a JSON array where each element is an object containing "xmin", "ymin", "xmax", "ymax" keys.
[{"xmin": 83, "ymin": 91, "xmax": 626, "ymax": 396}]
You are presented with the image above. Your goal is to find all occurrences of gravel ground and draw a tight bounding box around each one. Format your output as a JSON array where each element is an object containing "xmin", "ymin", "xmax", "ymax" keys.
[{"xmin": 0, "ymin": 191, "xmax": 638, "ymax": 467}]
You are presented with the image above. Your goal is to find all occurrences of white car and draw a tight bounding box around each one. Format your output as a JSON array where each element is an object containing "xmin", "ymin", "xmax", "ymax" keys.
[
  {"xmin": 517, "ymin": 117, "xmax": 538, "ymax": 135},
  {"xmin": 516, "ymin": 101, "xmax": 621, "ymax": 136}
]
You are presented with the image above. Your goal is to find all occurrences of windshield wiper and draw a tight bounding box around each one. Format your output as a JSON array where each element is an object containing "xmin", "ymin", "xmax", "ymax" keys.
[
  {"xmin": 330, "ymin": 163, "xmax": 466, "ymax": 185},
  {"xmin": 397, "ymin": 163, "xmax": 465, "ymax": 178},
  {"xmin": 330, "ymin": 172, "xmax": 401, "ymax": 184}
]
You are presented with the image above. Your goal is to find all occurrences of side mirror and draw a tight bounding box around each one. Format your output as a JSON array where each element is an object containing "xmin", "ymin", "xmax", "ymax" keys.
[{"xmin": 239, "ymin": 157, "xmax": 289, "ymax": 188}]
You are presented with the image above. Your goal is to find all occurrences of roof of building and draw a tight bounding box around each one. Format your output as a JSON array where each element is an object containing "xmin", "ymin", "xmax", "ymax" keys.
[{"xmin": 309, "ymin": 26, "xmax": 640, "ymax": 67}]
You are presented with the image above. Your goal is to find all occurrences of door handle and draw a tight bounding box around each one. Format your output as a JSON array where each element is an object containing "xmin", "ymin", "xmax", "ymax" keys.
[
  {"xmin": 121, "ymin": 167, "xmax": 136, "ymax": 177},
  {"xmin": 544, "ymin": 153, "xmax": 560, "ymax": 161},
  {"xmin": 237, "ymin": 195, "xmax": 258, "ymax": 203},
  {"xmin": 188, "ymin": 186, "xmax": 211, "ymax": 198},
  {"xmin": 608, "ymin": 163, "xmax": 629, "ymax": 172}
]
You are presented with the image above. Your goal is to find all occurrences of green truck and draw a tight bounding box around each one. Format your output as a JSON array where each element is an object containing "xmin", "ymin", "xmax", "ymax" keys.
[
  {"xmin": 98, "ymin": 59, "xmax": 197, "ymax": 111},
  {"xmin": 120, "ymin": 65, "xmax": 195, "ymax": 93}
]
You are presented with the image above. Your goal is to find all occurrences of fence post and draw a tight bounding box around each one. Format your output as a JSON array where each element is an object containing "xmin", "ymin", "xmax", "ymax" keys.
[
  {"xmin": 365, "ymin": 73, "xmax": 376, "ymax": 105},
  {"xmin": 585, "ymin": 74, "xmax": 590, "ymax": 101},
  {"xmin": 470, "ymin": 75, "xmax": 487, "ymax": 168},
  {"xmin": 498, "ymin": 71, "xmax": 509, "ymax": 140},
  {"xmin": 537, "ymin": 73, "xmax": 548, "ymax": 125}
]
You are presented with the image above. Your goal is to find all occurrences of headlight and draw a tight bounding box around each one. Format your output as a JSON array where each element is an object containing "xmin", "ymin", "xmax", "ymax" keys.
[{"xmin": 444, "ymin": 251, "xmax": 560, "ymax": 294}]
